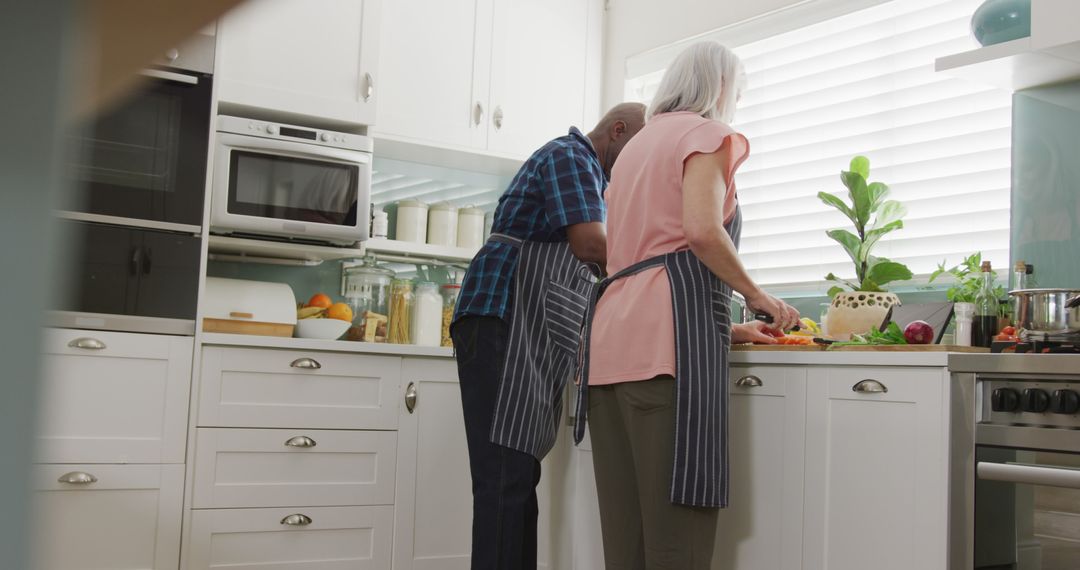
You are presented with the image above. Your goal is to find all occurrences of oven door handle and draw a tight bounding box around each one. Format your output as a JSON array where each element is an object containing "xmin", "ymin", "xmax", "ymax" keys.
[{"xmin": 977, "ymin": 461, "xmax": 1080, "ymax": 490}]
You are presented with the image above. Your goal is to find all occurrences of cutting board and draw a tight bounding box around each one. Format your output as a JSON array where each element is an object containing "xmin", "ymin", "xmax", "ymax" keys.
[
  {"xmin": 732, "ymin": 344, "xmax": 826, "ymax": 351},
  {"xmin": 828, "ymin": 344, "xmax": 990, "ymax": 353}
]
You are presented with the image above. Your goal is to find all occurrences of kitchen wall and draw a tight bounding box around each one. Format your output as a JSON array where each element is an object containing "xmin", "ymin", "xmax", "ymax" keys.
[{"xmin": 1011, "ymin": 80, "xmax": 1080, "ymax": 288}]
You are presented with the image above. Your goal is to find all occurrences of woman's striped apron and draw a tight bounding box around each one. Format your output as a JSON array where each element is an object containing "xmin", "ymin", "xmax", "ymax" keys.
[
  {"xmin": 577, "ymin": 207, "xmax": 743, "ymax": 508},
  {"xmin": 487, "ymin": 233, "xmax": 598, "ymax": 460}
]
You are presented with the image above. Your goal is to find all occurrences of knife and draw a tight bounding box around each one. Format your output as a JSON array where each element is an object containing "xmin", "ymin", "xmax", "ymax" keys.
[{"xmin": 754, "ymin": 313, "xmax": 801, "ymax": 331}]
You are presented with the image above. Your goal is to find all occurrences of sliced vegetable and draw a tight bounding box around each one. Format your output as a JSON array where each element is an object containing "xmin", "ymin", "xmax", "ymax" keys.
[{"xmin": 828, "ymin": 322, "xmax": 908, "ymax": 349}]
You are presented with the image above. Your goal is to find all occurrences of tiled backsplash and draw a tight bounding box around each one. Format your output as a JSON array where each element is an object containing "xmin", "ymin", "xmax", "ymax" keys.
[{"xmin": 1012, "ymin": 80, "xmax": 1080, "ymax": 288}]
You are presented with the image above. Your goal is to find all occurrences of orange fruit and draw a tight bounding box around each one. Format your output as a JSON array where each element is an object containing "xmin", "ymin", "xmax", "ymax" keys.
[
  {"xmin": 306, "ymin": 293, "xmax": 332, "ymax": 309},
  {"xmin": 326, "ymin": 302, "xmax": 354, "ymax": 322}
]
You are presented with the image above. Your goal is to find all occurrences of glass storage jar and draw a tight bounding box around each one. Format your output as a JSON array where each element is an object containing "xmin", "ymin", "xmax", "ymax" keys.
[
  {"xmin": 440, "ymin": 284, "xmax": 461, "ymax": 347},
  {"xmin": 342, "ymin": 258, "xmax": 394, "ymax": 342},
  {"xmin": 387, "ymin": 279, "xmax": 415, "ymax": 344}
]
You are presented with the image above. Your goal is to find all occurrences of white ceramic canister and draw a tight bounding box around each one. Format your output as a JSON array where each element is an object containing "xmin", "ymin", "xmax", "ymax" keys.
[
  {"xmin": 954, "ymin": 302, "xmax": 975, "ymax": 347},
  {"xmin": 457, "ymin": 206, "xmax": 486, "ymax": 250},
  {"xmin": 395, "ymin": 199, "xmax": 429, "ymax": 243},
  {"xmin": 427, "ymin": 202, "xmax": 459, "ymax": 247},
  {"xmin": 411, "ymin": 282, "xmax": 443, "ymax": 346}
]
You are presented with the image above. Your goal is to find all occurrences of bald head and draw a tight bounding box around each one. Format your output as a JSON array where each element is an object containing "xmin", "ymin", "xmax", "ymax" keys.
[{"xmin": 587, "ymin": 102, "xmax": 647, "ymax": 177}]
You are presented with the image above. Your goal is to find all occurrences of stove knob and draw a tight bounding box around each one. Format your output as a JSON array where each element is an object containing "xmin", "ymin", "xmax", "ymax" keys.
[
  {"xmin": 991, "ymin": 388, "xmax": 1020, "ymax": 412},
  {"xmin": 1022, "ymin": 389, "xmax": 1051, "ymax": 413},
  {"xmin": 1051, "ymin": 390, "xmax": 1080, "ymax": 415}
]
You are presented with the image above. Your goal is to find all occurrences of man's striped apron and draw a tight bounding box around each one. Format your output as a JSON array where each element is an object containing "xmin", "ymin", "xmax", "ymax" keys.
[
  {"xmin": 576, "ymin": 207, "xmax": 743, "ymax": 508},
  {"xmin": 487, "ymin": 233, "xmax": 598, "ymax": 460}
]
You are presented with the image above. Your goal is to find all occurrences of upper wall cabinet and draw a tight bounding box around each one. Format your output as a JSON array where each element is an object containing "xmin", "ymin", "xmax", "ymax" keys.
[
  {"xmin": 373, "ymin": 0, "xmax": 603, "ymax": 160},
  {"xmin": 216, "ymin": 0, "xmax": 381, "ymax": 127}
]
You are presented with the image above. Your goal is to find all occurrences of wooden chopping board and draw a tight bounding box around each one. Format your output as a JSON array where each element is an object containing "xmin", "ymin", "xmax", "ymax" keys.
[
  {"xmin": 827, "ymin": 344, "xmax": 990, "ymax": 352},
  {"xmin": 732, "ymin": 344, "xmax": 826, "ymax": 351}
]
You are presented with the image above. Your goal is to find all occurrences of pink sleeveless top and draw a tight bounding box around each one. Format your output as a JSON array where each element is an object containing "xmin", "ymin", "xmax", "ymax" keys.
[{"xmin": 587, "ymin": 112, "xmax": 749, "ymax": 385}]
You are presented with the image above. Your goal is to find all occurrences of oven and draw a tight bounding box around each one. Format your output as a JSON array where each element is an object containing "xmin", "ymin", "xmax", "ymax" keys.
[
  {"xmin": 209, "ymin": 115, "xmax": 373, "ymax": 246},
  {"xmin": 951, "ymin": 355, "xmax": 1080, "ymax": 570}
]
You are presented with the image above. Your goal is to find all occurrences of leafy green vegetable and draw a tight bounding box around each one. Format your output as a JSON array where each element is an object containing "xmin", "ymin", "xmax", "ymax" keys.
[
  {"xmin": 929, "ymin": 252, "xmax": 1006, "ymax": 305},
  {"xmin": 818, "ymin": 156, "xmax": 912, "ymax": 298},
  {"xmin": 828, "ymin": 322, "xmax": 908, "ymax": 349}
]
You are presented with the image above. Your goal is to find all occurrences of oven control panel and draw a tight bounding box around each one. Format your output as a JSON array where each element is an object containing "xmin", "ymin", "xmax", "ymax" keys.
[{"xmin": 981, "ymin": 379, "xmax": 1080, "ymax": 429}]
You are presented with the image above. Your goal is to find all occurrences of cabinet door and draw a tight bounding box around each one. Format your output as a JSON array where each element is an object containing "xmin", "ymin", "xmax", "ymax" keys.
[
  {"xmin": 57, "ymin": 221, "xmax": 136, "ymax": 316},
  {"xmin": 1033, "ymin": 0, "xmax": 1080, "ymax": 60},
  {"xmin": 373, "ymin": 0, "xmax": 493, "ymax": 149},
  {"xmin": 217, "ymin": 0, "xmax": 381, "ymax": 126},
  {"xmin": 193, "ymin": 428, "xmax": 397, "ymax": 509},
  {"xmin": 393, "ymin": 358, "xmax": 473, "ymax": 570},
  {"xmin": 803, "ymin": 367, "xmax": 949, "ymax": 570},
  {"xmin": 487, "ymin": 0, "xmax": 592, "ymax": 159},
  {"xmin": 188, "ymin": 505, "xmax": 394, "ymax": 569},
  {"xmin": 31, "ymin": 464, "xmax": 184, "ymax": 570},
  {"xmin": 714, "ymin": 365, "xmax": 807, "ymax": 570},
  {"xmin": 38, "ymin": 329, "xmax": 193, "ymax": 463},
  {"xmin": 198, "ymin": 347, "xmax": 400, "ymax": 430},
  {"xmin": 135, "ymin": 229, "xmax": 201, "ymax": 320}
]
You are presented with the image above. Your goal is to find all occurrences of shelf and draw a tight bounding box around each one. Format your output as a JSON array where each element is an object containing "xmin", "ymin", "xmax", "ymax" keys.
[
  {"xmin": 365, "ymin": 238, "xmax": 478, "ymax": 264},
  {"xmin": 200, "ymin": 332, "xmax": 454, "ymax": 358},
  {"xmin": 935, "ymin": 37, "xmax": 1080, "ymax": 91},
  {"xmin": 208, "ymin": 235, "xmax": 364, "ymax": 265}
]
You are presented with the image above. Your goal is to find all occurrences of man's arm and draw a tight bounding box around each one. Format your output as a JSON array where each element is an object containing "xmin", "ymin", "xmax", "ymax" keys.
[{"xmin": 566, "ymin": 222, "xmax": 606, "ymax": 267}]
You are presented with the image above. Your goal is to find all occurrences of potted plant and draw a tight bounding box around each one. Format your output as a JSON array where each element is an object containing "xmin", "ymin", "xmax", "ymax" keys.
[
  {"xmin": 818, "ymin": 155, "xmax": 913, "ymax": 339},
  {"xmin": 929, "ymin": 252, "xmax": 1007, "ymax": 342}
]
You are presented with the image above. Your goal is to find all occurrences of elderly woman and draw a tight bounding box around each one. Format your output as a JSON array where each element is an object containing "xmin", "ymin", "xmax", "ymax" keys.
[{"xmin": 580, "ymin": 41, "xmax": 799, "ymax": 568}]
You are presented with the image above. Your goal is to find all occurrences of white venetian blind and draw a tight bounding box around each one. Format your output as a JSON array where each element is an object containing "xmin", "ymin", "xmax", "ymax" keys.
[{"xmin": 625, "ymin": 0, "xmax": 1012, "ymax": 293}]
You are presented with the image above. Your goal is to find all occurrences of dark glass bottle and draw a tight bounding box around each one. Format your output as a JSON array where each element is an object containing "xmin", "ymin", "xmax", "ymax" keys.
[{"xmin": 973, "ymin": 261, "xmax": 998, "ymax": 347}]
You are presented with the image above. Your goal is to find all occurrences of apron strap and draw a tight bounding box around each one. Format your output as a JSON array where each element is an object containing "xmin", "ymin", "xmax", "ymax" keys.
[
  {"xmin": 488, "ymin": 233, "xmax": 523, "ymax": 247},
  {"xmin": 573, "ymin": 253, "xmax": 671, "ymax": 444}
]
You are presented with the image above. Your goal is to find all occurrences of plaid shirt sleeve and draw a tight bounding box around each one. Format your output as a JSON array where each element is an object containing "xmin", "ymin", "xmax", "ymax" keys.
[{"xmin": 540, "ymin": 144, "xmax": 607, "ymax": 231}]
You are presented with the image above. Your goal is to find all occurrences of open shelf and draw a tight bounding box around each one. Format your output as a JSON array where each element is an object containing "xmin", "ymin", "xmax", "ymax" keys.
[
  {"xmin": 935, "ymin": 37, "xmax": 1080, "ymax": 91},
  {"xmin": 365, "ymin": 238, "xmax": 479, "ymax": 264},
  {"xmin": 208, "ymin": 235, "xmax": 365, "ymax": 265}
]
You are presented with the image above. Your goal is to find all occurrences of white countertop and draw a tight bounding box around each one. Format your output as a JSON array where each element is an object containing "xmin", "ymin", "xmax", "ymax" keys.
[{"xmin": 200, "ymin": 332, "xmax": 454, "ymax": 358}]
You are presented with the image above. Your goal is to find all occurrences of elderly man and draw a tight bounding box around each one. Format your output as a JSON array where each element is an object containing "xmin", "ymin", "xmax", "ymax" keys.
[{"xmin": 451, "ymin": 103, "xmax": 647, "ymax": 570}]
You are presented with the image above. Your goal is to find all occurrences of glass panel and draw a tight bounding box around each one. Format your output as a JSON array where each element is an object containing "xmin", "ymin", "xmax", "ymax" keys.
[
  {"xmin": 976, "ymin": 447, "xmax": 1080, "ymax": 570},
  {"xmin": 227, "ymin": 151, "xmax": 359, "ymax": 226}
]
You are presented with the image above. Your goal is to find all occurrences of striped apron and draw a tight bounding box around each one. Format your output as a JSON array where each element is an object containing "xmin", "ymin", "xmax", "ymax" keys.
[
  {"xmin": 488, "ymin": 233, "xmax": 598, "ymax": 460},
  {"xmin": 576, "ymin": 208, "xmax": 743, "ymax": 508}
]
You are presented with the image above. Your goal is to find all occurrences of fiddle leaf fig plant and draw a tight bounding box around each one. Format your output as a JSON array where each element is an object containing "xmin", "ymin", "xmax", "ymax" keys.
[{"xmin": 819, "ymin": 155, "xmax": 913, "ymax": 298}]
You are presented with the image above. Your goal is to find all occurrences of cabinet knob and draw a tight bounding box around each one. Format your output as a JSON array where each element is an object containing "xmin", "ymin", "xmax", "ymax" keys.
[
  {"xmin": 473, "ymin": 102, "xmax": 485, "ymax": 126},
  {"xmin": 290, "ymin": 357, "xmax": 322, "ymax": 370},
  {"xmin": 492, "ymin": 105, "xmax": 504, "ymax": 130},
  {"xmin": 852, "ymin": 379, "xmax": 888, "ymax": 394},
  {"xmin": 362, "ymin": 72, "xmax": 375, "ymax": 102},
  {"xmin": 285, "ymin": 435, "xmax": 317, "ymax": 448},
  {"xmin": 67, "ymin": 337, "xmax": 106, "ymax": 350},
  {"xmin": 57, "ymin": 471, "xmax": 98, "ymax": 485},
  {"xmin": 405, "ymin": 382, "xmax": 418, "ymax": 413},
  {"xmin": 280, "ymin": 514, "xmax": 313, "ymax": 526},
  {"xmin": 734, "ymin": 375, "xmax": 763, "ymax": 388},
  {"xmin": 165, "ymin": 48, "xmax": 180, "ymax": 62}
]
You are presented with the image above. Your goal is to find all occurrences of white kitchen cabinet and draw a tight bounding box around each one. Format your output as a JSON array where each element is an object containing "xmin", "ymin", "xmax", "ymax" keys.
[
  {"xmin": 715, "ymin": 365, "xmax": 807, "ymax": 570},
  {"xmin": 1033, "ymin": 0, "xmax": 1080, "ymax": 60},
  {"xmin": 31, "ymin": 464, "xmax": 184, "ymax": 570},
  {"xmin": 802, "ymin": 366, "xmax": 949, "ymax": 570},
  {"xmin": 374, "ymin": 0, "xmax": 602, "ymax": 159},
  {"xmin": 216, "ymin": 0, "xmax": 382, "ymax": 127},
  {"xmin": 37, "ymin": 329, "xmax": 193, "ymax": 464},
  {"xmin": 192, "ymin": 428, "xmax": 397, "ymax": 509},
  {"xmin": 374, "ymin": 0, "xmax": 493, "ymax": 150},
  {"xmin": 198, "ymin": 346, "xmax": 399, "ymax": 430},
  {"xmin": 188, "ymin": 505, "xmax": 394, "ymax": 569}
]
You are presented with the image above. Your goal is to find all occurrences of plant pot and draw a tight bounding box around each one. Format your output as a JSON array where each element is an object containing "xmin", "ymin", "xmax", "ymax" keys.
[
  {"xmin": 971, "ymin": 0, "xmax": 1031, "ymax": 47},
  {"xmin": 826, "ymin": 292, "xmax": 901, "ymax": 341}
]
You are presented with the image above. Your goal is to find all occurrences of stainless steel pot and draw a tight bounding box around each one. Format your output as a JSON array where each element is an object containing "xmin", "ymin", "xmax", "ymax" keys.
[{"xmin": 1009, "ymin": 288, "xmax": 1080, "ymax": 335}]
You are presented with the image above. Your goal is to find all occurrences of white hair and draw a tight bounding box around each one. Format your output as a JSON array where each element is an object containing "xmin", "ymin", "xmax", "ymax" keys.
[{"xmin": 647, "ymin": 41, "xmax": 746, "ymax": 124}]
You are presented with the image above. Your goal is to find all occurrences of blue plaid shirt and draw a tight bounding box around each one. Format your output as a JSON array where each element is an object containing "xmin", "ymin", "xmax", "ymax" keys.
[{"xmin": 455, "ymin": 127, "xmax": 606, "ymax": 322}]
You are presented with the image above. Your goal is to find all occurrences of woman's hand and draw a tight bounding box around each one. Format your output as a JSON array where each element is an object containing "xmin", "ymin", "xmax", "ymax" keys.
[
  {"xmin": 732, "ymin": 321, "xmax": 781, "ymax": 344},
  {"xmin": 745, "ymin": 289, "xmax": 800, "ymax": 331}
]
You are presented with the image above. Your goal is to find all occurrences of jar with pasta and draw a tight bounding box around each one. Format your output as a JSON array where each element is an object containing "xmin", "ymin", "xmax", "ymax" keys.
[
  {"xmin": 440, "ymin": 284, "xmax": 461, "ymax": 347},
  {"xmin": 387, "ymin": 279, "xmax": 414, "ymax": 344}
]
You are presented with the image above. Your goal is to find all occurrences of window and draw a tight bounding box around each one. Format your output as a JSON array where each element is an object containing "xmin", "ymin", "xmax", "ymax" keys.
[{"xmin": 625, "ymin": 0, "xmax": 1011, "ymax": 294}]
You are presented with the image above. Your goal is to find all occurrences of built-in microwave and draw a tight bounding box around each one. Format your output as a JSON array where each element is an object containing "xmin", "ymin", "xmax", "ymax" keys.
[{"xmin": 210, "ymin": 115, "xmax": 373, "ymax": 246}]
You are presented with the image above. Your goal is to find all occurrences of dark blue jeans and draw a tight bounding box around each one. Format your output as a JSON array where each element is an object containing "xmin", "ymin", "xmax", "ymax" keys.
[{"xmin": 452, "ymin": 316, "xmax": 541, "ymax": 570}]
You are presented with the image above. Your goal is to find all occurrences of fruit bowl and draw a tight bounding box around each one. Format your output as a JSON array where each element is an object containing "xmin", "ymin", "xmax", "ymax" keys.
[{"xmin": 295, "ymin": 318, "xmax": 350, "ymax": 340}]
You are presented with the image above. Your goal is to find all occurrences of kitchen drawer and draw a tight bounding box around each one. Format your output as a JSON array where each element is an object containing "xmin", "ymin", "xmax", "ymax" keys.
[
  {"xmin": 31, "ymin": 463, "xmax": 184, "ymax": 570},
  {"xmin": 37, "ymin": 328, "xmax": 193, "ymax": 463},
  {"xmin": 198, "ymin": 347, "xmax": 400, "ymax": 430},
  {"xmin": 819, "ymin": 366, "xmax": 947, "ymax": 403},
  {"xmin": 188, "ymin": 505, "xmax": 394, "ymax": 570},
  {"xmin": 193, "ymin": 428, "xmax": 397, "ymax": 508}
]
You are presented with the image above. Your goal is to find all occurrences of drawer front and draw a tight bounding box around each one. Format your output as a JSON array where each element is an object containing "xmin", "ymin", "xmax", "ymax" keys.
[
  {"xmin": 199, "ymin": 347, "xmax": 400, "ymax": 430},
  {"xmin": 31, "ymin": 464, "xmax": 184, "ymax": 570},
  {"xmin": 38, "ymin": 329, "xmax": 193, "ymax": 463},
  {"xmin": 730, "ymin": 365, "xmax": 796, "ymax": 397},
  {"xmin": 821, "ymin": 366, "xmax": 946, "ymax": 403},
  {"xmin": 193, "ymin": 428, "xmax": 397, "ymax": 508},
  {"xmin": 188, "ymin": 505, "xmax": 394, "ymax": 570}
]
